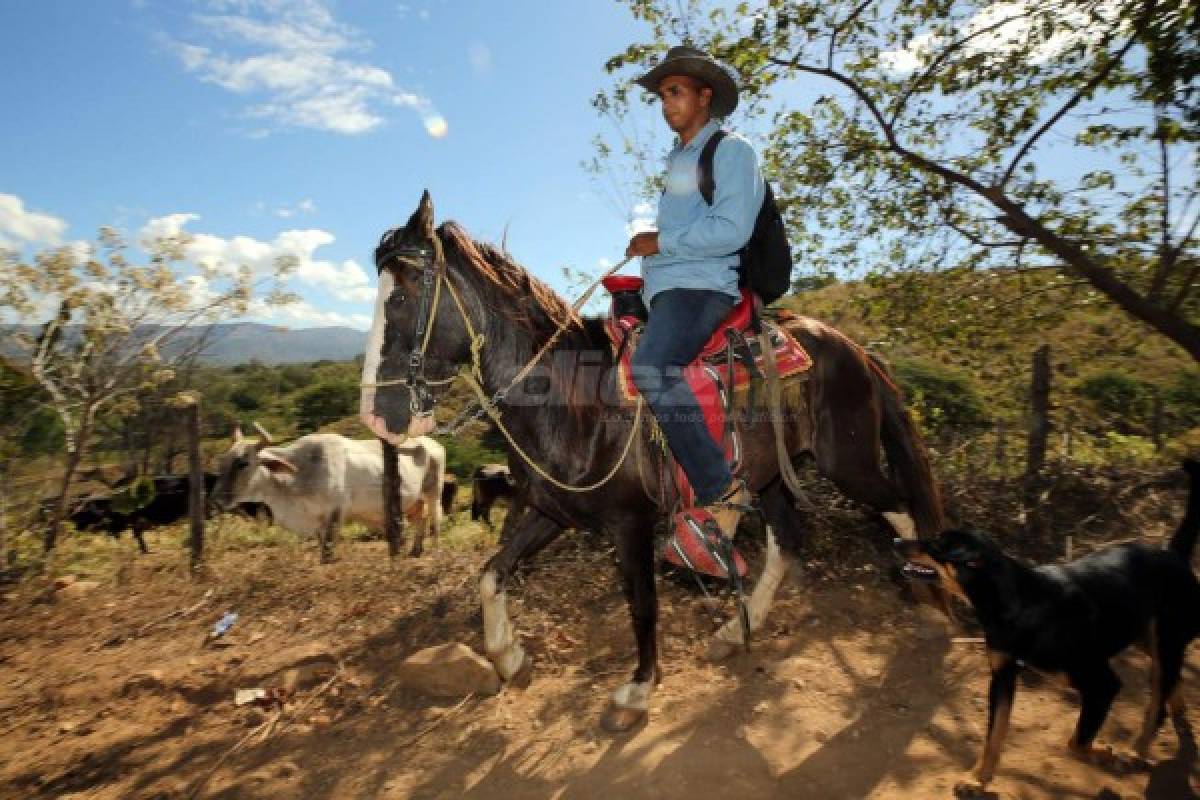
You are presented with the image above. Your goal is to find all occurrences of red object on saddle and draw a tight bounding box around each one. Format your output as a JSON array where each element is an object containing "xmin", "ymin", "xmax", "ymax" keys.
[
  {"xmin": 601, "ymin": 275, "xmax": 645, "ymax": 293},
  {"xmin": 697, "ymin": 288, "xmax": 756, "ymax": 359}
]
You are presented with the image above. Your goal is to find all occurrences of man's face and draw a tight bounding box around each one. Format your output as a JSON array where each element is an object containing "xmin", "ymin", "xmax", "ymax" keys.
[{"xmin": 656, "ymin": 74, "xmax": 711, "ymax": 134}]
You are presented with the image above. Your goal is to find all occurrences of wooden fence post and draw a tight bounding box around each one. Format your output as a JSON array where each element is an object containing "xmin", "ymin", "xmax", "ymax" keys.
[
  {"xmin": 1060, "ymin": 409, "xmax": 1075, "ymax": 464},
  {"xmin": 188, "ymin": 398, "xmax": 205, "ymax": 572},
  {"xmin": 1152, "ymin": 390, "xmax": 1164, "ymax": 451},
  {"xmin": 382, "ymin": 439, "xmax": 404, "ymax": 558},
  {"xmin": 994, "ymin": 420, "xmax": 1007, "ymax": 475},
  {"xmin": 1025, "ymin": 345, "xmax": 1051, "ymax": 481}
]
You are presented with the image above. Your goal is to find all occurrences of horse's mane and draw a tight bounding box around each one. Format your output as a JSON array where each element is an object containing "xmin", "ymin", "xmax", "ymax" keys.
[
  {"xmin": 438, "ymin": 222, "xmax": 581, "ymax": 335},
  {"xmin": 436, "ymin": 221, "xmax": 613, "ymax": 414}
]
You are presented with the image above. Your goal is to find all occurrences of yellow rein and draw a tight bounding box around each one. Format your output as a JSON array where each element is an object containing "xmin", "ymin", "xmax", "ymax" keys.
[{"xmin": 367, "ymin": 256, "xmax": 647, "ymax": 493}]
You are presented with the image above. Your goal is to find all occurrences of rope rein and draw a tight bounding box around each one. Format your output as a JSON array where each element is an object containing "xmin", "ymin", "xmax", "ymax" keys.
[{"xmin": 366, "ymin": 249, "xmax": 646, "ymax": 492}]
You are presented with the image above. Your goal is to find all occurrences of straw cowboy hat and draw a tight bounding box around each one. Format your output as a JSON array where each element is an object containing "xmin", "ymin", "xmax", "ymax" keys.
[{"xmin": 635, "ymin": 45, "xmax": 739, "ymax": 118}]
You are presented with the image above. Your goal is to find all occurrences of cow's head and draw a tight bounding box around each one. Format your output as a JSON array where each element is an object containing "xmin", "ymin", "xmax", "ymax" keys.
[{"xmin": 210, "ymin": 423, "xmax": 298, "ymax": 509}]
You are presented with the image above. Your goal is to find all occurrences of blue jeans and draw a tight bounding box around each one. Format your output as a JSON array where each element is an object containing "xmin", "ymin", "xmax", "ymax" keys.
[{"xmin": 630, "ymin": 288, "xmax": 736, "ymax": 505}]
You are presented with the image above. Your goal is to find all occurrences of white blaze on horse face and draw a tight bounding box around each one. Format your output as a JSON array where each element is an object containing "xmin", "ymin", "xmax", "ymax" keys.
[
  {"xmin": 360, "ymin": 269, "xmax": 394, "ymax": 434},
  {"xmin": 712, "ymin": 525, "xmax": 791, "ymax": 648},
  {"xmin": 884, "ymin": 511, "xmax": 918, "ymax": 540}
]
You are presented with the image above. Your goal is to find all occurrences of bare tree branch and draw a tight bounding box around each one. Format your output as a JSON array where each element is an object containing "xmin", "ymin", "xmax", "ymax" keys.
[{"xmin": 1000, "ymin": 8, "xmax": 1149, "ymax": 188}]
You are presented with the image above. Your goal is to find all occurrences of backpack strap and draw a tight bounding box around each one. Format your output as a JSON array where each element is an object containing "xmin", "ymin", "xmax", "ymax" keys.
[{"xmin": 697, "ymin": 129, "xmax": 727, "ymax": 206}]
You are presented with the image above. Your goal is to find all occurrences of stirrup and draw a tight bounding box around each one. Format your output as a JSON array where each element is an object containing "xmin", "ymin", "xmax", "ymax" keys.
[{"xmin": 701, "ymin": 479, "xmax": 750, "ymax": 509}]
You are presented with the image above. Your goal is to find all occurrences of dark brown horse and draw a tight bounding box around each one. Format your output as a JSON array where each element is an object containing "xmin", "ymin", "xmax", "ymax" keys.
[{"xmin": 361, "ymin": 192, "xmax": 945, "ymax": 731}]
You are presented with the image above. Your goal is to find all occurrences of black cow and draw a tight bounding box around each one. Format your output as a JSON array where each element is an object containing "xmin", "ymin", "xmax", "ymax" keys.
[
  {"xmin": 470, "ymin": 464, "xmax": 516, "ymax": 526},
  {"xmin": 441, "ymin": 473, "xmax": 458, "ymax": 516},
  {"xmin": 66, "ymin": 473, "xmax": 270, "ymax": 553}
]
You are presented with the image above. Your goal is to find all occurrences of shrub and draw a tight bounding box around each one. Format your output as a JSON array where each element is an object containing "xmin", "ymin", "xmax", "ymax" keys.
[
  {"xmin": 892, "ymin": 358, "xmax": 989, "ymax": 438},
  {"xmin": 1077, "ymin": 370, "xmax": 1153, "ymax": 420},
  {"xmin": 295, "ymin": 381, "xmax": 357, "ymax": 432}
]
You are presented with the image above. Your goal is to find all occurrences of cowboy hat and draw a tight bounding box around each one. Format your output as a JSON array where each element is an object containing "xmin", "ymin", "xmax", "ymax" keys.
[{"xmin": 635, "ymin": 46, "xmax": 739, "ymax": 118}]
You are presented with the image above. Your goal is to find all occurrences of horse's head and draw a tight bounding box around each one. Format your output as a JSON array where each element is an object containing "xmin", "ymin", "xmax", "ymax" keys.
[{"xmin": 361, "ymin": 191, "xmax": 474, "ymax": 444}]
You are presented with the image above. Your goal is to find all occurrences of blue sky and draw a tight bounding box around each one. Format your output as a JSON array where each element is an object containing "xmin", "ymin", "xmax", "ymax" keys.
[
  {"xmin": 0, "ymin": 0, "xmax": 661, "ymax": 330},
  {"xmin": 4, "ymin": 2, "xmax": 1181, "ymax": 332}
]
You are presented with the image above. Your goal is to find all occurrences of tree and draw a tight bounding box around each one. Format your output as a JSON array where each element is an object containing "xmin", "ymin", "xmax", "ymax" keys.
[
  {"xmin": 295, "ymin": 380, "xmax": 358, "ymax": 432},
  {"xmin": 0, "ymin": 228, "xmax": 295, "ymax": 552},
  {"xmin": 598, "ymin": 0, "xmax": 1198, "ymax": 360}
]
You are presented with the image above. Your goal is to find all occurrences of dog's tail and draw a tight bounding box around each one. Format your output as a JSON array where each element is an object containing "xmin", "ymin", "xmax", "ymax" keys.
[
  {"xmin": 867, "ymin": 352, "xmax": 946, "ymax": 537},
  {"xmin": 1168, "ymin": 458, "xmax": 1200, "ymax": 562}
]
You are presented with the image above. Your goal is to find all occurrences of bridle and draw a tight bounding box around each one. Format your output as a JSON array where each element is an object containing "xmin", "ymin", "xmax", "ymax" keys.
[
  {"xmin": 366, "ymin": 230, "xmax": 645, "ymax": 493},
  {"xmin": 367, "ymin": 238, "xmax": 455, "ymax": 422}
]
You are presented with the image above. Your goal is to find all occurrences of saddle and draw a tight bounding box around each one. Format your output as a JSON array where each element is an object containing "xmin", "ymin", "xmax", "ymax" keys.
[{"xmin": 602, "ymin": 275, "xmax": 812, "ymax": 578}]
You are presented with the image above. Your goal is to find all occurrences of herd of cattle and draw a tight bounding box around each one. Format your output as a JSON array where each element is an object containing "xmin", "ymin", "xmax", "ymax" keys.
[{"xmin": 57, "ymin": 428, "xmax": 517, "ymax": 553}]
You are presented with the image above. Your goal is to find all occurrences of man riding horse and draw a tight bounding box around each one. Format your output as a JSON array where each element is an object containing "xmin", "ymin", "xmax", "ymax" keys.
[{"xmin": 626, "ymin": 46, "xmax": 757, "ymax": 544}]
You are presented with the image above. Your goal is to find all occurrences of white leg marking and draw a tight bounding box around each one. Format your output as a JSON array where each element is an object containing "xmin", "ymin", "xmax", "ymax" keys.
[
  {"xmin": 611, "ymin": 680, "xmax": 654, "ymax": 711},
  {"xmin": 713, "ymin": 526, "xmax": 791, "ymax": 646},
  {"xmin": 884, "ymin": 511, "xmax": 918, "ymax": 540},
  {"xmin": 480, "ymin": 570, "xmax": 526, "ymax": 680},
  {"xmin": 359, "ymin": 270, "xmax": 393, "ymax": 430}
]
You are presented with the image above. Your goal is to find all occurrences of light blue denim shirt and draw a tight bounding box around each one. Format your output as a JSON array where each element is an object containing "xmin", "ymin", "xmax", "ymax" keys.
[{"xmin": 642, "ymin": 119, "xmax": 765, "ymax": 304}]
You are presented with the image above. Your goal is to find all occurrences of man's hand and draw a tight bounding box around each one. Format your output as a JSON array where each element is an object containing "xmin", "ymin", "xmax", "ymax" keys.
[{"xmin": 625, "ymin": 232, "xmax": 660, "ymax": 258}]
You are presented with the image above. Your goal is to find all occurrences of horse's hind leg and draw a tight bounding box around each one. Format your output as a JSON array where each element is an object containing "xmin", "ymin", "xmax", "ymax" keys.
[
  {"xmin": 811, "ymin": 408, "xmax": 951, "ymax": 616},
  {"xmin": 705, "ymin": 481, "xmax": 798, "ymax": 661},
  {"xmin": 479, "ymin": 506, "xmax": 563, "ymax": 685}
]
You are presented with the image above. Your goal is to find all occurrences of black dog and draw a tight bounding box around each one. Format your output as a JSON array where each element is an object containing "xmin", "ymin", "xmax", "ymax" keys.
[{"xmin": 897, "ymin": 459, "xmax": 1199, "ymax": 793}]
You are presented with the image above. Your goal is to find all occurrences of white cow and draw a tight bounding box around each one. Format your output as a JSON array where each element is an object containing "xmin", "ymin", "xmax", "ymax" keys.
[{"xmin": 211, "ymin": 424, "xmax": 446, "ymax": 559}]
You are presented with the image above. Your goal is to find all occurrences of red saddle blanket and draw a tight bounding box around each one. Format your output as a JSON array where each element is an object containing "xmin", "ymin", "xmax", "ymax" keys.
[
  {"xmin": 603, "ymin": 300, "xmax": 812, "ymax": 501},
  {"xmin": 603, "ymin": 315, "xmax": 812, "ymax": 425}
]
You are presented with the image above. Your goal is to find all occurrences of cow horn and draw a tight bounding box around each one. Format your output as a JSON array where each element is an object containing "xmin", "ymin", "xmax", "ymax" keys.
[
  {"xmin": 253, "ymin": 422, "xmax": 273, "ymax": 445},
  {"xmin": 233, "ymin": 426, "xmax": 244, "ymax": 444}
]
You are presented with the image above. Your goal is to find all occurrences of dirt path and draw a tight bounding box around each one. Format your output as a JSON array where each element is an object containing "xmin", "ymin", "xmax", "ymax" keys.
[{"xmin": 0, "ymin": 533, "xmax": 1196, "ymax": 800}]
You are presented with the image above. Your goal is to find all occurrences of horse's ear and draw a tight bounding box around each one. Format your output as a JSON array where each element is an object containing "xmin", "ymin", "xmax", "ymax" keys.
[{"xmin": 407, "ymin": 189, "xmax": 435, "ymax": 237}]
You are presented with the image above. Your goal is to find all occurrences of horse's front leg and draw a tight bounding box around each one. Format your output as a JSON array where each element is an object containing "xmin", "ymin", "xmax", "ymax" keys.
[
  {"xmin": 600, "ymin": 516, "xmax": 659, "ymax": 733},
  {"xmin": 705, "ymin": 482, "xmax": 798, "ymax": 661},
  {"xmin": 479, "ymin": 506, "xmax": 563, "ymax": 685},
  {"xmin": 705, "ymin": 524, "xmax": 792, "ymax": 661}
]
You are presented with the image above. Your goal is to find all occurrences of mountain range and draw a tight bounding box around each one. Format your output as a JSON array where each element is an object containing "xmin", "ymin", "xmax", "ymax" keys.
[{"xmin": 0, "ymin": 323, "xmax": 368, "ymax": 365}]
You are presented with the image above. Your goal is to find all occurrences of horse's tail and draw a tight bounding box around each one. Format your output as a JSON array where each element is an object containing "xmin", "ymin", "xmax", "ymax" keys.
[{"xmin": 866, "ymin": 353, "xmax": 945, "ymax": 537}]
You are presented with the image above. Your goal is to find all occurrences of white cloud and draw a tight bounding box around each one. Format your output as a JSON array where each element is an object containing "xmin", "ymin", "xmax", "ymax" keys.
[
  {"xmin": 274, "ymin": 197, "xmax": 317, "ymax": 218},
  {"xmin": 250, "ymin": 296, "xmax": 373, "ymax": 329},
  {"xmin": 625, "ymin": 200, "xmax": 656, "ymax": 237},
  {"xmin": 182, "ymin": 274, "xmax": 217, "ymax": 306},
  {"xmin": 139, "ymin": 212, "xmax": 200, "ymax": 243},
  {"xmin": 881, "ymin": 0, "xmax": 1124, "ymax": 74},
  {"xmin": 163, "ymin": 0, "xmax": 433, "ymax": 135},
  {"xmin": 0, "ymin": 193, "xmax": 68, "ymax": 248},
  {"xmin": 138, "ymin": 213, "xmax": 373, "ymax": 302}
]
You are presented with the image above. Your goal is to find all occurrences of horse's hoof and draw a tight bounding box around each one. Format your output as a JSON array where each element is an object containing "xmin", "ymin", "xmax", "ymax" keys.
[
  {"xmin": 952, "ymin": 781, "xmax": 995, "ymax": 799},
  {"xmin": 1069, "ymin": 743, "xmax": 1151, "ymax": 774},
  {"xmin": 600, "ymin": 704, "xmax": 647, "ymax": 734},
  {"xmin": 703, "ymin": 637, "xmax": 739, "ymax": 663},
  {"xmin": 508, "ymin": 654, "xmax": 534, "ymax": 689}
]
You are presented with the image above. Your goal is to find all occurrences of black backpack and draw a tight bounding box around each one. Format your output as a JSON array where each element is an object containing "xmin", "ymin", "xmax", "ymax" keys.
[{"xmin": 698, "ymin": 130, "xmax": 793, "ymax": 305}]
